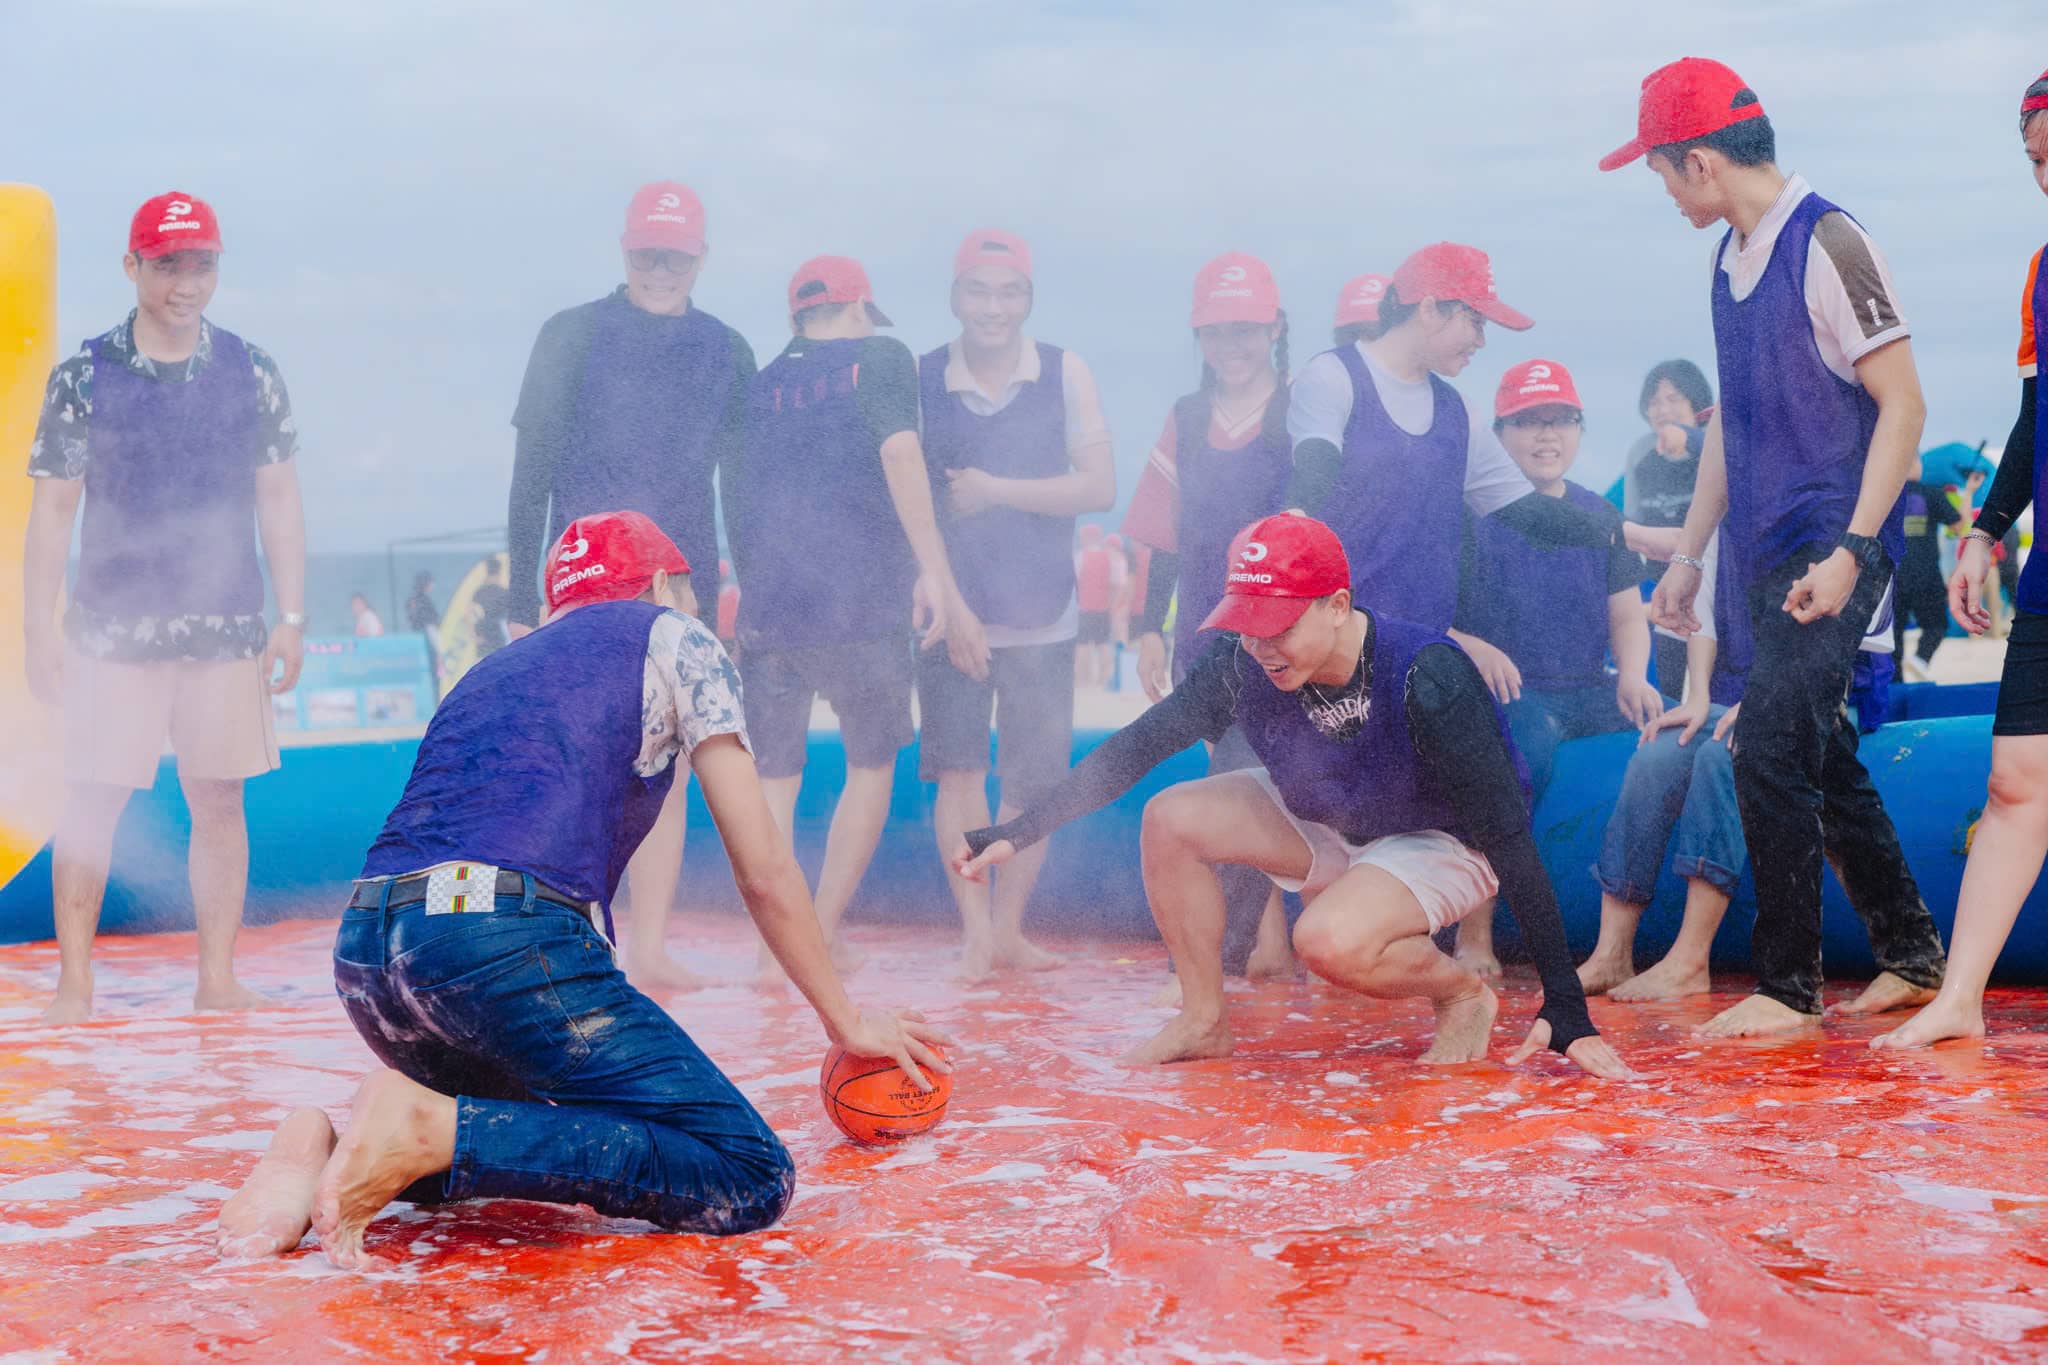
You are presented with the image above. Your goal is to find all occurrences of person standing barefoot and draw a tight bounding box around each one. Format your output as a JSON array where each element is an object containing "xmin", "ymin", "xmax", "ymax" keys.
[{"xmin": 1876, "ymin": 72, "xmax": 2048, "ymax": 1051}]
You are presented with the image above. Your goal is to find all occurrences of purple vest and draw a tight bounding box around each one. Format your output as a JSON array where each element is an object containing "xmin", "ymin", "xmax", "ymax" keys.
[
  {"xmin": 734, "ymin": 338, "xmax": 913, "ymax": 650},
  {"xmin": 1234, "ymin": 614, "xmax": 1524, "ymax": 846},
  {"xmin": 1711, "ymin": 192, "xmax": 1903, "ymax": 583},
  {"xmin": 77, "ymin": 327, "xmax": 264, "ymax": 617},
  {"xmin": 561, "ymin": 298, "xmax": 736, "ymax": 589},
  {"xmin": 2020, "ymin": 246, "xmax": 2048, "ymax": 615},
  {"xmin": 917, "ymin": 341, "xmax": 1074, "ymax": 629},
  {"xmin": 1465, "ymin": 481, "xmax": 1615, "ymax": 691},
  {"xmin": 1319, "ymin": 346, "xmax": 1469, "ymax": 630},
  {"xmin": 1169, "ymin": 389, "xmax": 1291, "ymax": 683},
  {"xmin": 362, "ymin": 599, "xmax": 677, "ymax": 937}
]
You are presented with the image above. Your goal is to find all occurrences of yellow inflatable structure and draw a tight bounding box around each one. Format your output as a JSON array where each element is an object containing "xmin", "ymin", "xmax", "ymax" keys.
[{"xmin": 0, "ymin": 186, "xmax": 59, "ymax": 890}]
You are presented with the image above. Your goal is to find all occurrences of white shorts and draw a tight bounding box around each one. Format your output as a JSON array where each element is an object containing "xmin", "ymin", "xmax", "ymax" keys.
[
  {"xmin": 1246, "ymin": 770, "xmax": 1498, "ymax": 933},
  {"xmin": 64, "ymin": 648, "xmax": 281, "ymax": 790}
]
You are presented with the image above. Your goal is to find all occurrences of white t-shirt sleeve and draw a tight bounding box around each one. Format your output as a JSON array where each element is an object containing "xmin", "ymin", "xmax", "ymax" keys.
[
  {"xmin": 636, "ymin": 610, "xmax": 749, "ymax": 778},
  {"xmin": 1805, "ymin": 211, "xmax": 1910, "ymax": 382},
  {"xmin": 1286, "ymin": 350, "xmax": 1355, "ymax": 453},
  {"xmin": 1461, "ymin": 396, "xmax": 1537, "ymax": 517}
]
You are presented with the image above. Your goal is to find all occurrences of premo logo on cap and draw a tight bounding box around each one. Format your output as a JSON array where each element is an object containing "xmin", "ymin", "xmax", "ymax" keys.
[
  {"xmin": 557, "ymin": 537, "xmax": 590, "ymax": 562},
  {"xmin": 1239, "ymin": 540, "xmax": 1269, "ymax": 562}
]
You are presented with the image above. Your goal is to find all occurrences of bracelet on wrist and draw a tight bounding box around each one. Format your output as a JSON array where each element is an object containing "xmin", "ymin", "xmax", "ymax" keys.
[
  {"xmin": 1670, "ymin": 553, "xmax": 1706, "ymax": 572},
  {"xmin": 1964, "ymin": 527, "xmax": 1999, "ymax": 551}
]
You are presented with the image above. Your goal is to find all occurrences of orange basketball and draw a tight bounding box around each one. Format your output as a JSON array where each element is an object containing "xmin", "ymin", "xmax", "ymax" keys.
[{"xmin": 819, "ymin": 1043, "xmax": 952, "ymax": 1146}]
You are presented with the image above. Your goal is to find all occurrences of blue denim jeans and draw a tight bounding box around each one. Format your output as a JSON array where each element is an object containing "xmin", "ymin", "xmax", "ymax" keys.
[
  {"xmin": 1505, "ymin": 683, "xmax": 1642, "ymax": 802},
  {"xmin": 1594, "ymin": 709, "xmax": 1746, "ymax": 904},
  {"xmin": 332, "ymin": 878, "xmax": 795, "ymax": 1234}
]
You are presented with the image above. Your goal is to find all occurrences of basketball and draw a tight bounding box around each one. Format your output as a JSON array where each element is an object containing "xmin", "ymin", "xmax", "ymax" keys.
[{"xmin": 819, "ymin": 1043, "xmax": 952, "ymax": 1146}]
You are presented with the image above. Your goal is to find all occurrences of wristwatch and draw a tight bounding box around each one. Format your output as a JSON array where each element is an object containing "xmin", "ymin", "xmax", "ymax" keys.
[
  {"xmin": 1837, "ymin": 533, "xmax": 1885, "ymax": 574},
  {"xmin": 278, "ymin": 611, "xmax": 307, "ymax": 630}
]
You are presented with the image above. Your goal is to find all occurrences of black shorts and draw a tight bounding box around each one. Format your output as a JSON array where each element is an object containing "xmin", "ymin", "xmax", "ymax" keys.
[
  {"xmin": 740, "ymin": 636, "xmax": 915, "ymax": 779},
  {"xmin": 1993, "ymin": 611, "xmax": 2048, "ymax": 736},
  {"xmin": 1077, "ymin": 610, "xmax": 1112, "ymax": 644},
  {"xmin": 916, "ymin": 639, "xmax": 1075, "ymax": 810}
]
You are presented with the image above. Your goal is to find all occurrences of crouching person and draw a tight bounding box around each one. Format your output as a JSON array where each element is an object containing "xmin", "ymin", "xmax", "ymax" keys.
[{"xmin": 216, "ymin": 511, "xmax": 950, "ymax": 1268}]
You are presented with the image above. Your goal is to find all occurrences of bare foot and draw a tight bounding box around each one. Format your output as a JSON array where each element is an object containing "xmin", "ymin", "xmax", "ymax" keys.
[
  {"xmin": 1870, "ymin": 993, "xmax": 1987, "ymax": 1050},
  {"xmin": 311, "ymin": 1069, "xmax": 457, "ymax": 1272},
  {"xmin": 1452, "ymin": 932, "xmax": 1503, "ymax": 981},
  {"xmin": 828, "ymin": 936, "xmax": 867, "ymax": 974},
  {"xmin": 955, "ymin": 932, "xmax": 995, "ymax": 985},
  {"xmin": 1610, "ymin": 956, "xmax": 1711, "ymax": 1002},
  {"xmin": 1147, "ymin": 974, "xmax": 1184, "ymax": 1009},
  {"xmin": 1420, "ymin": 985, "xmax": 1498, "ymax": 1064},
  {"xmin": 193, "ymin": 981, "xmax": 273, "ymax": 1013},
  {"xmin": 1697, "ymin": 993, "xmax": 1818, "ymax": 1038},
  {"xmin": 1828, "ymin": 971, "xmax": 1939, "ymax": 1018},
  {"xmin": 1244, "ymin": 941, "xmax": 1296, "ymax": 983},
  {"xmin": 628, "ymin": 952, "xmax": 712, "ymax": 995},
  {"xmin": 217, "ymin": 1106, "xmax": 337, "ymax": 1259},
  {"xmin": 40, "ymin": 986, "xmax": 92, "ymax": 1027},
  {"xmin": 1576, "ymin": 952, "xmax": 1635, "ymax": 997},
  {"xmin": 993, "ymin": 935, "xmax": 1062, "ymax": 972},
  {"xmin": 1122, "ymin": 1009, "xmax": 1233, "ymax": 1065}
]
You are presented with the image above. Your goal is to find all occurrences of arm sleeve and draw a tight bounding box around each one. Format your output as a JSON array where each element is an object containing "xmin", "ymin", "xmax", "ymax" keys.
[
  {"xmin": 26, "ymin": 350, "xmax": 92, "ymax": 480},
  {"xmin": 965, "ymin": 639, "xmax": 1237, "ymax": 855},
  {"xmin": 1137, "ymin": 550, "xmax": 1179, "ymax": 635},
  {"xmin": 1403, "ymin": 644, "xmax": 1596, "ymax": 1051},
  {"xmin": 856, "ymin": 337, "xmax": 921, "ymax": 446},
  {"xmin": 1605, "ymin": 505, "xmax": 1647, "ymax": 593},
  {"xmin": 1283, "ymin": 351, "xmax": 1353, "ymax": 510},
  {"xmin": 245, "ymin": 345, "xmax": 300, "ymax": 465},
  {"xmin": 1461, "ymin": 410, "xmax": 1538, "ymax": 517},
  {"xmin": 1973, "ymin": 377, "xmax": 2036, "ymax": 543},
  {"xmin": 1486, "ymin": 491, "xmax": 1620, "ymax": 550},
  {"xmin": 1121, "ymin": 409, "xmax": 1182, "ymax": 552},
  {"xmin": 506, "ymin": 426, "xmax": 562, "ymax": 627}
]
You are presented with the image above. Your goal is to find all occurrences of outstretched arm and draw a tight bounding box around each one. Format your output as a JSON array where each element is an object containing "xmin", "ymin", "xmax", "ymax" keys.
[
  {"xmin": 960, "ymin": 639, "xmax": 1237, "ymax": 866},
  {"xmin": 1404, "ymin": 645, "xmax": 1617, "ymax": 1070}
]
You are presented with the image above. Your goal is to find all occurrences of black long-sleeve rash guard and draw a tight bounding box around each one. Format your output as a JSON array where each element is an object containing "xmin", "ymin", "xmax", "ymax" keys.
[
  {"xmin": 964, "ymin": 630, "xmax": 1598, "ymax": 1051},
  {"xmin": 1283, "ymin": 438, "xmax": 1619, "ymax": 552},
  {"xmin": 1973, "ymin": 377, "xmax": 2038, "ymax": 544}
]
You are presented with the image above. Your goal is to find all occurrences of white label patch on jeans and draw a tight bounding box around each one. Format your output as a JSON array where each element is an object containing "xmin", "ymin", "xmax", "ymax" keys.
[{"xmin": 425, "ymin": 863, "xmax": 500, "ymax": 916}]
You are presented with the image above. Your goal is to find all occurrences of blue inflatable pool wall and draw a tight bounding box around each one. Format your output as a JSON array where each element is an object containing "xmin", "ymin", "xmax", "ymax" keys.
[{"xmin": 0, "ymin": 681, "xmax": 2039, "ymax": 981}]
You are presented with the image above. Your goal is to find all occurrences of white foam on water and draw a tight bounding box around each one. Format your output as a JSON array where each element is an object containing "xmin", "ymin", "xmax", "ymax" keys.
[
  {"xmin": 1323, "ymin": 1071, "xmax": 1360, "ymax": 1086},
  {"xmin": 1888, "ymin": 1172, "xmax": 2048, "ymax": 1215},
  {"xmin": 1224, "ymin": 1150, "xmax": 1354, "ymax": 1178},
  {"xmin": 186, "ymin": 1130, "xmax": 273, "ymax": 1151},
  {"xmin": 952, "ymin": 1106, "xmax": 1088, "ymax": 1130},
  {"xmin": 0, "ymin": 1170, "xmax": 117, "ymax": 1201},
  {"xmin": 957, "ymin": 1161, "xmax": 1049, "ymax": 1184},
  {"xmin": 1609, "ymin": 1253, "xmax": 1709, "ymax": 1328}
]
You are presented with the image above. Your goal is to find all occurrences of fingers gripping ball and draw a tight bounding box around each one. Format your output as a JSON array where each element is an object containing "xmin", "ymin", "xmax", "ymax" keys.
[{"xmin": 819, "ymin": 1044, "xmax": 952, "ymax": 1146}]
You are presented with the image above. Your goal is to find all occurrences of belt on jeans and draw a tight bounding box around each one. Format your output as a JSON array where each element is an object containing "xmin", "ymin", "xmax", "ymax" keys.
[{"xmin": 348, "ymin": 868, "xmax": 588, "ymax": 913}]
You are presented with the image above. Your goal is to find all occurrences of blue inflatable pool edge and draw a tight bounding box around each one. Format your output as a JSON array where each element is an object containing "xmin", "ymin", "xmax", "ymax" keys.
[{"xmin": 0, "ymin": 686, "xmax": 2038, "ymax": 982}]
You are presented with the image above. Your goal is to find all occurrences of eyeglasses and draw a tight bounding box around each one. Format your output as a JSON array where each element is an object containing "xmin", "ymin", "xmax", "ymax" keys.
[
  {"xmin": 626, "ymin": 248, "xmax": 699, "ymax": 273},
  {"xmin": 1503, "ymin": 412, "xmax": 1584, "ymax": 432}
]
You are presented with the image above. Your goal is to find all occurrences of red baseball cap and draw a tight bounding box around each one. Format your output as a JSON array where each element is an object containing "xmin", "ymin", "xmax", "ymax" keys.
[
  {"xmin": 787, "ymin": 255, "xmax": 893, "ymax": 326},
  {"xmin": 1495, "ymin": 359, "xmax": 1584, "ymax": 418},
  {"xmin": 129, "ymin": 192, "xmax": 222, "ymax": 258},
  {"xmin": 1190, "ymin": 251, "xmax": 1280, "ymax": 328},
  {"xmin": 1599, "ymin": 58, "xmax": 1766, "ymax": 172},
  {"xmin": 2025, "ymin": 67, "xmax": 2048, "ymax": 117},
  {"xmin": 1334, "ymin": 273, "xmax": 1389, "ymax": 327},
  {"xmin": 1389, "ymin": 243, "xmax": 1532, "ymax": 332},
  {"xmin": 1199, "ymin": 514, "xmax": 1352, "ymax": 638},
  {"xmin": 622, "ymin": 181, "xmax": 707, "ymax": 254},
  {"xmin": 545, "ymin": 510, "xmax": 690, "ymax": 614},
  {"xmin": 953, "ymin": 228, "xmax": 1032, "ymax": 281}
]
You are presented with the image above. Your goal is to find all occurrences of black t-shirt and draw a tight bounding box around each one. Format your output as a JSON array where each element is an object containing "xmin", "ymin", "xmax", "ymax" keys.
[{"xmin": 776, "ymin": 334, "xmax": 921, "ymax": 447}]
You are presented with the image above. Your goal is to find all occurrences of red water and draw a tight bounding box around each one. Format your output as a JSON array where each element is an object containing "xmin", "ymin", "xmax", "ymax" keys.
[{"xmin": 2, "ymin": 915, "xmax": 2046, "ymax": 1362}]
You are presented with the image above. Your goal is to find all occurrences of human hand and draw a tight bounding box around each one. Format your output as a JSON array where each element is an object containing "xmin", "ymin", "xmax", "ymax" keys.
[
  {"xmin": 261, "ymin": 621, "xmax": 304, "ymax": 695},
  {"xmin": 1649, "ymin": 562, "xmax": 1702, "ymax": 636},
  {"xmin": 1948, "ymin": 536, "xmax": 1994, "ymax": 635},
  {"xmin": 1712, "ymin": 702, "xmax": 1741, "ymax": 751},
  {"xmin": 1617, "ymin": 676, "xmax": 1665, "ymax": 729},
  {"xmin": 1137, "ymin": 632, "xmax": 1170, "ymax": 703},
  {"xmin": 1782, "ymin": 548, "xmax": 1859, "ymax": 624},
  {"xmin": 828, "ymin": 1008, "xmax": 956, "ymax": 1091},
  {"xmin": 1508, "ymin": 1019, "xmax": 1637, "ymax": 1079},
  {"xmin": 1655, "ymin": 423, "xmax": 1692, "ymax": 457},
  {"xmin": 1452, "ymin": 632, "xmax": 1521, "ymax": 704},
  {"xmin": 947, "ymin": 468, "xmax": 1003, "ymax": 517},
  {"xmin": 952, "ymin": 836, "xmax": 1015, "ymax": 883},
  {"xmin": 24, "ymin": 626, "xmax": 63, "ymax": 707},
  {"xmin": 1641, "ymin": 700, "xmax": 1708, "ymax": 747},
  {"xmin": 943, "ymin": 590, "xmax": 990, "ymax": 683}
]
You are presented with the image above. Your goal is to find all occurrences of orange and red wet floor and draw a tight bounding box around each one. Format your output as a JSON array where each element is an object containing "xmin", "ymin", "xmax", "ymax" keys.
[{"xmin": 1, "ymin": 913, "xmax": 2045, "ymax": 1362}]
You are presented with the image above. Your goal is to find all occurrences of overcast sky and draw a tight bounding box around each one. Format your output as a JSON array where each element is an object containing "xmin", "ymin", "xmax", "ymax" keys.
[{"xmin": 7, "ymin": 0, "xmax": 2044, "ymax": 550}]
